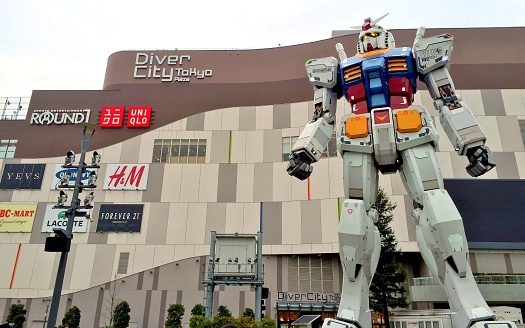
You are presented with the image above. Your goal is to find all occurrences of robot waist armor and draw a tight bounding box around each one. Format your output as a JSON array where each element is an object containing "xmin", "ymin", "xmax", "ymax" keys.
[{"xmin": 338, "ymin": 105, "xmax": 438, "ymax": 167}]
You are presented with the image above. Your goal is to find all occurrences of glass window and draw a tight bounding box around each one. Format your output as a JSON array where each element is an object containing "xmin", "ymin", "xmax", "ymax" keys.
[
  {"xmin": 519, "ymin": 120, "xmax": 525, "ymax": 148},
  {"xmin": 0, "ymin": 139, "xmax": 17, "ymax": 159},
  {"xmin": 152, "ymin": 138, "xmax": 207, "ymax": 163},
  {"xmin": 152, "ymin": 139, "xmax": 163, "ymax": 163},
  {"xmin": 197, "ymin": 139, "xmax": 207, "ymax": 163},
  {"xmin": 117, "ymin": 252, "xmax": 130, "ymax": 274},
  {"xmin": 170, "ymin": 139, "xmax": 181, "ymax": 163},
  {"xmin": 188, "ymin": 139, "xmax": 198, "ymax": 163},
  {"xmin": 179, "ymin": 139, "xmax": 190, "ymax": 163}
]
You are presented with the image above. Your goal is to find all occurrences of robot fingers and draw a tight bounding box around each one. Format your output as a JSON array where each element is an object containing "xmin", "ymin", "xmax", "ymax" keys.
[
  {"xmin": 466, "ymin": 145, "xmax": 496, "ymax": 177},
  {"xmin": 286, "ymin": 153, "xmax": 313, "ymax": 180}
]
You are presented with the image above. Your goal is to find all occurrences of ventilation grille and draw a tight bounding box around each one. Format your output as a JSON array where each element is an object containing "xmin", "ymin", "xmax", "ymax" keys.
[
  {"xmin": 343, "ymin": 65, "xmax": 361, "ymax": 82},
  {"xmin": 388, "ymin": 58, "xmax": 408, "ymax": 72}
]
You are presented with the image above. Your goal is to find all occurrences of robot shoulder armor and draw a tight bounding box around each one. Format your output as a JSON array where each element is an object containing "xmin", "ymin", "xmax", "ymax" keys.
[
  {"xmin": 305, "ymin": 56, "xmax": 339, "ymax": 89},
  {"xmin": 413, "ymin": 33, "xmax": 454, "ymax": 75}
]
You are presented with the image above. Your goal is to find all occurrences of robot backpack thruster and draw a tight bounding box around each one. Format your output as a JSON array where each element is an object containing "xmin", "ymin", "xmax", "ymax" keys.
[{"xmin": 287, "ymin": 14, "xmax": 515, "ymax": 328}]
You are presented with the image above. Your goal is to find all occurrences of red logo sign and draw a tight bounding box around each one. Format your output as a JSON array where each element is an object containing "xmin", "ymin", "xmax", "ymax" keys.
[
  {"xmin": 127, "ymin": 106, "xmax": 151, "ymax": 128},
  {"xmin": 100, "ymin": 106, "xmax": 125, "ymax": 127},
  {"xmin": 103, "ymin": 164, "xmax": 149, "ymax": 190}
]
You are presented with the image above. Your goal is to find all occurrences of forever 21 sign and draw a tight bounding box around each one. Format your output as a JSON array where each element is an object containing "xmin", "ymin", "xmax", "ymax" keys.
[{"xmin": 96, "ymin": 204, "xmax": 143, "ymax": 233}]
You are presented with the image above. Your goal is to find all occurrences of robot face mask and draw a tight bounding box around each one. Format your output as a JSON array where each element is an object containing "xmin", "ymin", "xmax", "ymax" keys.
[{"xmin": 355, "ymin": 14, "xmax": 395, "ymax": 54}]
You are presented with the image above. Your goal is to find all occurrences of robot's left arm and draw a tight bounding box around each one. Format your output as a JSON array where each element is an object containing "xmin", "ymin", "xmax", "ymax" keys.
[{"xmin": 413, "ymin": 27, "xmax": 496, "ymax": 177}]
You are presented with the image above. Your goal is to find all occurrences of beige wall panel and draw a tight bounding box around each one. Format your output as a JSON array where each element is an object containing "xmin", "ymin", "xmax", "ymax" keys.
[
  {"xmin": 91, "ymin": 244, "xmax": 117, "ymax": 287},
  {"xmin": 502, "ymin": 89, "xmax": 525, "ymax": 115},
  {"xmin": 113, "ymin": 244, "xmax": 136, "ymax": 277},
  {"xmin": 509, "ymin": 253, "xmax": 525, "ymax": 273},
  {"xmin": 390, "ymin": 195, "xmax": 410, "ymax": 242},
  {"xmin": 291, "ymin": 244, "xmax": 312, "ymax": 254},
  {"xmin": 337, "ymin": 98, "xmax": 351, "ymax": 116},
  {"xmin": 321, "ymin": 199, "xmax": 339, "ymax": 244},
  {"xmin": 107, "ymin": 231, "xmax": 129, "ymax": 244},
  {"xmin": 179, "ymin": 165, "xmax": 201, "ymax": 202},
  {"xmin": 204, "ymin": 109, "xmax": 223, "ymax": 130},
  {"xmin": 194, "ymin": 244, "xmax": 209, "ymax": 257},
  {"xmin": 419, "ymin": 91, "xmax": 439, "ymax": 116},
  {"xmin": 210, "ymin": 130, "xmax": 230, "ymax": 163},
  {"xmin": 132, "ymin": 245, "xmax": 156, "ymax": 273},
  {"xmin": 291, "ymin": 102, "xmax": 309, "ymax": 128},
  {"xmin": 28, "ymin": 248, "xmax": 56, "ymax": 290},
  {"xmin": 498, "ymin": 116, "xmax": 524, "ymax": 151},
  {"xmin": 412, "ymin": 91, "xmax": 423, "ymax": 106},
  {"xmin": 516, "ymin": 152, "xmax": 525, "ymax": 178},
  {"xmin": 10, "ymin": 190, "xmax": 34, "ymax": 202},
  {"xmin": 271, "ymin": 244, "xmax": 292, "ymax": 254},
  {"xmin": 174, "ymin": 130, "xmax": 196, "ymax": 141},
  {"xmin": 290, "ymin": 173, "xmax": 308, "ymax": 201},
  {"xmin": 166, "ymin": 202, "xmax": 189, "ymax": 244},
  {"xmin": 165, "ymin": 117, "xmax": 187, "ymax": 131},
  {"xmin": 262, "ymin": 244, "xmax": 272, "ymax": 254},
  {"xmin": 146, "ymin": 203, "xmax": 169, "ymax": 245},
  {"xmin": 0, "ymin": 244, "xmax": 22, "ymax": 288},
  {"xmin": 216, "ymin": 291, "xmax": 241, "ymax": 316},
  {"xmin": 242, "ymin": 203, "xmax": 260, "ymax": 234},
  {"xmin": 11, "ymin": 244, "xmax": 38, "ymax": 289},
  {"xmin": 282, "ymin": 127, "xmax": 301, "ymax": 139},
  {"xmin": 434, "ymin": 121, "xmax": 456, "ymax": 152},
  {"xmin": 236, "ymin": 164, "xmax": 254, "ymax": 203},
  {"xmin": 99, "ymin": 141, "xmax": 123, "ymax": 165},
  {"xmin": 185, "ymin": 203, "xmax": 207, "ymax": 245},
  {"xmin": 198, "ymin": 163, "xmax": 219, "ymax": 202},
  {"xmin": 181, "ymin": 291, "xmax": 205, "ymax": 322},
  {"xmin": 477, "ymin": 116, "xmax": 503, "ymax": 151},
  {"xmin": 245, "ymin": 130, "xmax": 264, "ymax": 163},
  {"xmin": 398, "ymin": 241, "xmax": 419, "ymax": 252},
  {"xmin": 222, "ymin": 107, "xmax": 240, "ymax": 131},
  {"xmin": 328, "ymin": 157, "xmax": 344, "ymax": 198},
  {"xmin": 457, "ymin": 90, "xmax": 485, "ymax": 116},
  {"xmin": 475, "ymin": 253, "xmax": 507, "ymax": 274},
  {"xmin": 28, "ymin": 165, "xmax": 55, "ymax": 202},
  {"xmin": 137, "ymin": 132, "xmax": 157, "ymax": 163},
  {"xmin": 309, "ymin": 159, "xmax": 330, "ymax": 200},
  {"xmin": 69, "ymin": 244, "xmax": 97, "ymax": 290},
  {"xmin": 273, "ymin": 162, "xmax": 292, "ymax": 202},
  {"xmin": 449, "ymin": 155, "xmax": 476, "ymax": 179},
  {"xmin": 253, "ymin": 163, "xmax": 273, "ymax": 202},
  {"xmin": 378, "ymin": 173, "xmax": 393, "ymax": 195},
  {"xmin": 161, "ymin": 165, "xmax": 183, "ymax": 202},
  {"xmin": 103, "ymin": 190, "xmax": 126, "ymax": 203},
  {"xmin": 256, "ymin": 105, "xmax": 273, "ymax": 130},
  {"xmin": 16, "ymin": 289, "xmax": 38, "ymax": 298},
  {"xmin": 225, "ymin": 203, "xmax": 245, "ymax": 234},
  {"xmin": 205, "ymin": 203, "xmax": 227, "ymax": 240},
  {"xmin": 436, "ymin": 151, "xmax": 454, "ymax": 178},
  {"xmin": 230, "ymin": 131, "xmax": 247, "ymax": 163},
  {"xmin": 312, "ymin": 243, "xmax": 335, "ymax": 254},
  {"xmin": 390, "ymin": 172, "xmax": 408, "ymax": 196},
  {"xmin": 282, "ymin": 201, "xmax": 302, "ymax": 245},
  {"xmin": 120, "ymin": 136, "xmax": 141, "ymax": 163},
  {"xmin": 127, "ymin": 203, "xmax": 150, "ymax": 245},
  {"xmin": 7, "ymin": 233, "xmax": 30, "ymax": 244},
  {"xmin": 174, "ymin": 244, "xmax": 196, "ymax": 261},
  {"xmin": 263, "ymin": 129, "xmax": 282, "ymax": 163},
  {"xmin": 153, "ymin": 245, "xmax": 175, "ymax": 267}
]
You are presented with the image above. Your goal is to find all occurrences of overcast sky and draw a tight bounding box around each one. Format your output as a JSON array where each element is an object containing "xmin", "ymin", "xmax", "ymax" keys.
[{"xmin": 1, "ymin": 0, "xmax": 524, "ymax": 97}]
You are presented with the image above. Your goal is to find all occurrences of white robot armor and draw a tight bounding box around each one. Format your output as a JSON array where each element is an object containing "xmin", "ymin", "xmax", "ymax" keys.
[{"xmin": 287, "ymin": 14, "xmax": 509, "ymax": 328}]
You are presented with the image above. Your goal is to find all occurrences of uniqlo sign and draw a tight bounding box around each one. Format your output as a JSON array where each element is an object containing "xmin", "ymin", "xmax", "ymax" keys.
[
  {"xmin": 127, "ymin": 106, "xmax": 151, "ymax": 127},
  {"xmin": 100, "ymin": 106, "xmax": 125, "ymax": 127},
  {"xmin": 99, "ymin": 106, "xmax": 151, "ymax": 128},
  {"xmin": 103, "ymin": 164, "xmax": 149, "ymax": 190}
]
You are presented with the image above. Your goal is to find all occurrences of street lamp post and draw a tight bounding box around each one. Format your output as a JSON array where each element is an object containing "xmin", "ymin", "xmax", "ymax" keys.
[{"xmin": 45, "ymin": 123, "xmax": 101, "ymax": 328}]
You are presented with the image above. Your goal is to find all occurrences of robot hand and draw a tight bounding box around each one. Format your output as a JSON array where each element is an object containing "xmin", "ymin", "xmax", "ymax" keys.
[
  {"xmin": 466, "ymin": 145, "xmax": 496, "ymax": 177},
  {"xmin": 286, "ymin": 152, "xmax": 313, "ymax": 180}
]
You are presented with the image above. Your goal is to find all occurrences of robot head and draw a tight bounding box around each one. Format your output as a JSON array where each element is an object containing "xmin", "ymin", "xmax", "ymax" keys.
[{"xmin": 355, "ymin": 14, "xmax": 395, "ymax": 54}]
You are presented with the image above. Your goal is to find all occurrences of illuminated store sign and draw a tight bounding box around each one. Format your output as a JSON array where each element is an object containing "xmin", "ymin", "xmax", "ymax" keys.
[
  {"xmin": 103, "ymin": 164, "xmax": 149, "ymax": 190},
  {"xmin": 133, "ymin": 53, "xmax": 213, "ymax": 82},
  {"xmin": 50, "ymin": 164, "xmax": 97, "ymax": 189},
  {"xmin": 100, "ymin": 106, "xmax": 151, "ymax": 128},
  {"xmin": 96, "ymin": 204, "xmax": 143, "ymax": 232},
  {"xmin": 0, "ymin": 164, "xmax": 46, "ymax": 190},
  {"xmin": 30, "ymin": 109, "xmax": 91, "ymax": 125},
  {"xmin": 41, "ymin": 204, "xmax": 88, "ymax": 233},
  {"xmin": 277, "ymin": 292, "xmax": 340, "ymax": 304},
  {"xmin": 0, "ymin": 204, "xmax": 37, "ymax": 233}
]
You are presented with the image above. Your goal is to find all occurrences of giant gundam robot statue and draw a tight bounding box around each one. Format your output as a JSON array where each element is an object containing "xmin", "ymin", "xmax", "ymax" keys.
[{"xmin": 287, "ymin": 14, "xmax": 516, "ymax": 328}]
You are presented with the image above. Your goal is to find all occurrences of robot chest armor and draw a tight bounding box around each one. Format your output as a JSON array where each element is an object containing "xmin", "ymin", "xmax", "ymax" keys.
[{"xmin": 340, "ymin": 48, "xmax": 418, "ymax": 115}]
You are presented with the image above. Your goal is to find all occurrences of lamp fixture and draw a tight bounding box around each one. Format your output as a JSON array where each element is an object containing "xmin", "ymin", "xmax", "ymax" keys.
[
  {"xmin": 57, "ymin": 190, "xmax": 67, "ymax": 206},
  {"xmin": 83, "ymin": 191, "xmax": 94, "ymax": 207},
  {"xmin": 64, "ymin": 150, "xmax": 75, "ymax": 165},
  {"xmin": 59, "ymin": 174, "xmax": 71, "ymax": 187},
  {"xmin": 87, "ymin": 171, "xmax": 97, "ymax": 186},
  {"xmin": 91, "ymin": 151, "xmax": 101, "ymax": 165}
]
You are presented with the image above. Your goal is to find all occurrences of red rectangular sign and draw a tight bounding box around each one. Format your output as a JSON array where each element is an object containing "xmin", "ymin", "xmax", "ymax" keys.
[
  {"xmin": 127, "ymin": 106, "xmax": 151, "ymax": 128},
  {"xmin": 100, "ymin": 106, "xmax": 125, "ymax": 127}
]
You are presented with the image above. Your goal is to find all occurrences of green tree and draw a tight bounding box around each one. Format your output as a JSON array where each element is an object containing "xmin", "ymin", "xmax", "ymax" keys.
[
  {"xmin": 113, "ymin": 301, "xmax": 131, "ymax": 328},
  {"xmin": 6, "ymin": 304, "xmax": 26, "ymax": 328},
  {"xmin": 191, "ymin": 304, "xmax": 205, "ymax": 316},
  {"xmin": 217, "ymin": 305, "xmax": 232, "ymax": 318},
  {"xmin": 189, "ymin": 315, "xmax": 213, "ymax": 328},
  {"xmin": 165, "ymin": 303, "xmax": 185, "ymax": 328},
  {"xmin": 60, "ymin": 305, "xmax": 81, "ymax": 328},
  {"xmin": 369, "ymin": 187, "xmax": 409, "ymax": 328},
  {"xmin": 241, "ymin": 308, "xmax": 254, "ymax": 319}
]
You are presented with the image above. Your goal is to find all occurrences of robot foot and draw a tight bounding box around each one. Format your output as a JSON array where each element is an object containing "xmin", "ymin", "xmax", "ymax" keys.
[
  {"xmin": 470, "ymin": 321, "xmax": 517, "ymax": 328},
  {"xmin": 322, "ymin": 318, "xmax": 361, "ymax": 328}
]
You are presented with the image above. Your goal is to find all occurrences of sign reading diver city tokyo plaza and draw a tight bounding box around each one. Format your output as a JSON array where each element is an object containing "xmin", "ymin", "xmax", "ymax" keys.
[{"xmin": 133, "ymin": 53, "xmax": 213, "ymax": 82}]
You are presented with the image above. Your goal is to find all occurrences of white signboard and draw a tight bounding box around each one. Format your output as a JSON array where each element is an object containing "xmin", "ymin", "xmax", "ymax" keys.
[
  {"xmin": 41, "ymin": 204, "xmax": 88, "ymax": 233},
  {"xmin": 50, "ymin": 164, "xmax": 97, "ymax": 190},
  {"xmin": 103, "ymin": 164, "xmax": 149, "ymax": 190}
]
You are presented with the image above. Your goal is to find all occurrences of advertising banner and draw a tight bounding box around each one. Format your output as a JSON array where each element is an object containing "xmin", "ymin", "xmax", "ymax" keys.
[
  {"xmin": 96, "ymin": 204, "xmax": 144, "ymax": 232},
  {"xmin": 41, "ymin": 204, "xmax": 89, "ymax": 233},
  {"xmin": 0, "ymin": 204, "xmax": 37, "ymax": 232},
  {"xmin": 102, "ymin": 164, "xmax": 149, "ymax": 190},
  {"xmin": 0, "ymin": 164, "xmax": 46, "ymax": 190},
  {"xmin": 50, "ymin": 164, "xmax": 97, "ymax": 190}
]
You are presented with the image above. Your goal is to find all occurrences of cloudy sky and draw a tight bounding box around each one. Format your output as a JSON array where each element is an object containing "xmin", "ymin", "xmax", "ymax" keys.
[{"xmin": 1, "ymin": 0, "xmax": 524, "ymax": 97}]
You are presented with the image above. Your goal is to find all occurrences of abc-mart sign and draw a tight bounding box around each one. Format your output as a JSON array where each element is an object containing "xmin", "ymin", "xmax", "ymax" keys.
[{"xmin": 30, "ymin": 109, "xmax": 91, "ymax": 125}]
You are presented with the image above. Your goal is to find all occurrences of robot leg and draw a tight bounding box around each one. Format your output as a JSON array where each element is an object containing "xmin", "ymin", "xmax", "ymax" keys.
[
  {"xmin": 323, "ymin": 151, "xmax": 380, "ymax": 328},
  {"xmin": 399, "ymin": 144, "xmax": 511, "ymax": 328}
]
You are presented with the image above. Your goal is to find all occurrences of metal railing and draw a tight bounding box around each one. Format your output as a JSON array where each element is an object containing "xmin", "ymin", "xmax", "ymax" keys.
[
  {"xmin": 1, "ymin": 96, "xmax": 30, "ymax": 120},
  {"xmin": 414, "ymin": 275, "xmax": 525, "ymax": 286}
]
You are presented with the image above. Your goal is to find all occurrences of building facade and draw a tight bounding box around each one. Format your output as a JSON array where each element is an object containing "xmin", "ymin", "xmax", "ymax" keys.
[{"xmin": 1, "ymin": 27, "xmax": 525, "ymax": 328}]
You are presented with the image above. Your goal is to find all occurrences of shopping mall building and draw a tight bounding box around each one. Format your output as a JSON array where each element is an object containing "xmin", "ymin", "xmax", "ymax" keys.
[{"xmin": 1, "ymin": 26, "xmax": 524, "ymax": 328}]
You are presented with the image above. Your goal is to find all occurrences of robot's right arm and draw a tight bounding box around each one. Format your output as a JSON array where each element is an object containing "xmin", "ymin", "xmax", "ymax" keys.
[{"xmin": 287, "ymin": 57, "xmax": 340, "ymax": 180}]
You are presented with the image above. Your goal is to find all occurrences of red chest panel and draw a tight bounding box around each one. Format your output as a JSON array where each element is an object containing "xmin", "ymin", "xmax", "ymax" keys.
[{"xmin": 347, "ymin": 77, "xmax": 413, "ymax": 114}]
